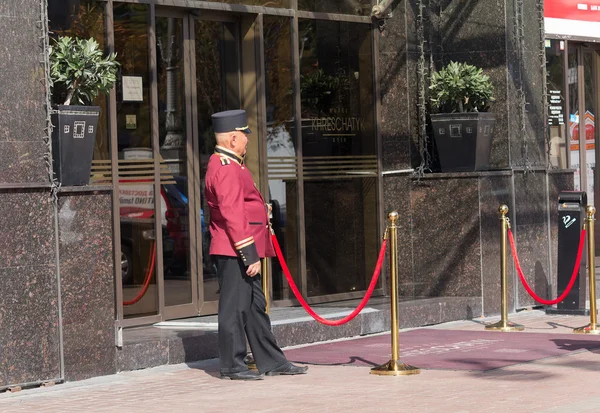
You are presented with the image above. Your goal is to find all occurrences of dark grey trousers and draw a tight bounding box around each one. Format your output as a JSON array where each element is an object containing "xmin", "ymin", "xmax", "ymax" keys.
[{"xmin": 214, "ymin": 255, "xmax": 288, "ymax": 374}]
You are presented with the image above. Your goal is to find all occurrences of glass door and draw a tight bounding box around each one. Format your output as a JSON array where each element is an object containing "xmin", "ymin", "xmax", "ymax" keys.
[
  {"xmin": 297, "ymin": 19, "xmax": 379, "ymax": 301},
  {"xmin": 155, "ymin": 11, "xmax": 199, "ymax": 319},
  {"xmin": 118, "ymin": 8, "xmax": 199, "ymax": 321},
  {"xmin": 191, "ymin": 14, "xmax": 242, "ymax": 315},
  {"xmin": 113, "ymin": 6, "xmax": 254, "ymax": 324},
  {"xmin": 114, "ymin": 3, "xmax": 162, "ymax": 320}
]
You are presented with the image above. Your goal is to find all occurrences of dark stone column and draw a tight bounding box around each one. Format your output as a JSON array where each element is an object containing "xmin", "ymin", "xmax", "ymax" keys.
[
  {"xmin": 383, "ymin": 0, "xmax": 546, "ymax": 172},
  {"xmin": 0, "ymin": 190, "xmax": 61, "ymax": 386},
  {"xmin": 410, "ymin": 176, "xmax": 482, "ymax": 298},
  {"xmin": 479, "ymin": 174, "xmax": 515, "ymax": 315},
  {"xmin": 428, "ymin": 0, "xmax": 546, "ymax": 169},
  {"xmin": 0, "ymin": 1, "xmax": 117, "ymax": 387},
  {"xmin": 377, "ymin": 0, "xmax": 565, "ymax": 318},
  {"xmin": 383, "ymin": 175, "xmax": 413, "ymax": 297},
  {"xmin": 0, "ymin": 1, "xmax": 48, "ymax": 183},
  {"xmin": 0, "ymin": 0, "xmax": 62, "ymax": 388},
  {"xmin": 58, "ymin": 189, "xmax": 116, "ymax": 381}
]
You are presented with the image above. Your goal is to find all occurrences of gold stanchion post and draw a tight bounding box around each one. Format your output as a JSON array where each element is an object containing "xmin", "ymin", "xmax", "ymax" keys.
[
  {"xmin": 574, "ymin": 205, "xmax": 600, "ymax": 334},
  {"xmin": 485, "ymin": 205, "xmax": 524, "ymax": 332},
  {"xmin": 263, "ymin": 203, "xmax": 273, "ymax": 314},
  {"xmin": 371, "ymin": 211, "xmax": 420, "ymax": 376}
]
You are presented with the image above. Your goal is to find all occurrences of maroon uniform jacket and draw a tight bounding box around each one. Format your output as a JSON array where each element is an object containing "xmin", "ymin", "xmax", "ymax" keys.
[{"xmin": 204, "ymin": 145, "xmax": 275, "ymax": 265}]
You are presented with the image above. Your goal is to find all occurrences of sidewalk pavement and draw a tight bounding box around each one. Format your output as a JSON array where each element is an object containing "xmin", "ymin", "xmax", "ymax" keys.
[{"xmin": 1, "ymin": 310, "xmax": 600, "ymax": 413}]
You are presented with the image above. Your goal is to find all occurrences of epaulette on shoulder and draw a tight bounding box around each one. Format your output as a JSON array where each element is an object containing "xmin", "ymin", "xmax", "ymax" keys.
[{"xmin": 220, "ymin": 156, "xmax": 231, "ymax": 166}]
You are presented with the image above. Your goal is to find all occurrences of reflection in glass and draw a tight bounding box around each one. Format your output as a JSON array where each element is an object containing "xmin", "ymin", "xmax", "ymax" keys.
[
  {"xmin": 113, "ymin": 4, "xmax": 158, "ymax": 318},
  {"xmin": 546, "ymin": 40, "xmax": 567, "ymax": 169},
  {"xmin": 48, "ymin": 0, "xmax": 110, "ymax": 161},
  {"xmin": 584, "ymin": 51, "xmax": 595, "ymax": 203},
  {"xmin": 298, "ymin": 19, "xmax": 377, "ymax": 297},
  {"xmin": 298, "ymin": 0, "xmax": 372, "ymax": 15},
  {"xmin": 569, "ymin": 48, "xmax": 580, "ymax": 189},
  {"xmin": 156, "ymin": 17, "xmax": 193, "ymax": 307},
  {"xmin": 195, "ymin": 19, "xmax": 241, "ymax": 303},
  {"xmin": 263, "ymin": 16, "xmax": 298, "ymax": 301}
]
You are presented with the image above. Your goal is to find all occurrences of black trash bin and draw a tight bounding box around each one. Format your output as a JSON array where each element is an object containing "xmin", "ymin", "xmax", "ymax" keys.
[
  {"xmin": 546, "ymin": 191, "xmax": 588, "ymax": 315},
  {"xmin": 51, "ymin": 105, "xmax": 100, "ymax": 186}
]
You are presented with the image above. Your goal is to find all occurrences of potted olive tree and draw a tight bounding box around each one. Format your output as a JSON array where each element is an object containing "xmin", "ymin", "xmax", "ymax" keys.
[
  {"xmin": 49, "ymin": 36, "xmax": 119, "ymax": 185},
  {"xmin": 429, "ymin": 61, "xmax": 495, "ymax": 172}
]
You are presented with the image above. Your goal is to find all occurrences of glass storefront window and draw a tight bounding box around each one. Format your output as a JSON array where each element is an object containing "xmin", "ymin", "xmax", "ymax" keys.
[
  {"xmin": 298, "ymin": 19, "xmax": 377, "ymax": 297},
  {"xmin": 568, "ymin": 47, "xmax": 580, "ymax": 189},
  {"xmin": 584, "ymin": 51, "xmax": 596, "ymax": 203},
  {"xmin": 263, "ymin": 16, "xmax": 298, "ymax": 301},
  {"xmin": 298, "ymin": 0, "xmax": 372, "ymax": 16},
  {"xmin": 195, "ymin": 19, "xmax": 241, "ymax": 303},
  {"xmin": 48, "ymin": 0, "xmax": 110, "ymax": 161},
  {"xmin": 155, "ymin": 16, "xmax": 193, "ymax": 307},
  {"xmin": 546, "ymin": 39, "xmax": 567, "ymax": 169},
  {"xmin": 112, "ymin": 4, "xmax": 158, "ymax": 318}
]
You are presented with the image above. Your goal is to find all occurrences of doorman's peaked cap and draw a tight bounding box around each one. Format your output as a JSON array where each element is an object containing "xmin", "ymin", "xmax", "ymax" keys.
[{"xmin": 211, "ymin": 110, "xmax": 252, "ymax": 134}]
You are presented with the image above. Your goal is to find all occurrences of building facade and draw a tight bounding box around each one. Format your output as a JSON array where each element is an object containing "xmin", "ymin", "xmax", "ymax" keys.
[{"xmin": 1, "ymin": 0, "xmax": 570, "ymax": 388}]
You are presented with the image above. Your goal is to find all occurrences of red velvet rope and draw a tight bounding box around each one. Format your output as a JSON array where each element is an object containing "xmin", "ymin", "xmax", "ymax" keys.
[
  {"xmin": 123, "ymin": 242, "xmax": 156, "ymax": 306},
  {"xmin": 508, "ymin": 228, "xmax": 585, "ymax": 305},
  {"xmin": 271, "ymin": 233, "xmax": 386, "ymax": 326}
]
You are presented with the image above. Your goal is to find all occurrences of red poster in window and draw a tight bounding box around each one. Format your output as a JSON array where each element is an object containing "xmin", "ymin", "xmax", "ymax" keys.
[{"xmin": 545, "ymin": 0, "xmax": 600, "ymax": 21}]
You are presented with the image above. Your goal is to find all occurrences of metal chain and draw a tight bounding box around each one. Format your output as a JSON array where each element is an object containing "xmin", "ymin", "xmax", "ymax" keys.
[
  {"xmin": 414, "ymin": 0, "xmax": 431, "ymax": 177},
  {"xmin": 39, "ymin": 0, "xmax": 60, "ymax": 202},
  {"xmin": 515, "ymin": 0, "xmax": 532, "ymax": 172},
  {"xmin": 537, "ymin": 0, "xmax": 550, "ymax": 167}
]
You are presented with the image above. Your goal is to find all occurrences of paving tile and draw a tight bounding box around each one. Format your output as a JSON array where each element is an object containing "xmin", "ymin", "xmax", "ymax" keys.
[{"xmin": 0, "ymin": 311, "xmax": 599, "ymax": 413}]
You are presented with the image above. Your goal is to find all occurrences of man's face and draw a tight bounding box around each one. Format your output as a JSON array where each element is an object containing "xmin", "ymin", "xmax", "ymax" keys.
[{"xmin": 232, "ymin": 131, "xmax": 249, "ymax": 157}]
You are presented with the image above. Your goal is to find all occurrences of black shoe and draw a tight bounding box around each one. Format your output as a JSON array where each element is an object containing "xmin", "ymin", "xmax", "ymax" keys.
[
  {"xmin": 220, "ymin": 370, "xmax": 264, "ymax": 380},
  {"xmin": 265, "ymin": 362, "xmax": 308, "ymax": 376}
]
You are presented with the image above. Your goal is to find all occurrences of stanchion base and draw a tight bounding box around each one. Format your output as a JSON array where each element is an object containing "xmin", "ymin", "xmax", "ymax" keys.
[
  {"xmin": 370, "ymin": 360, "xmax": 420, "ymax": 376},
  {"xmin": 484, "ymin": 320, "xmax": 525, "ymax": 332},
  {"xmin": 573, "ymin": 323, "xmax": 600, "ymax": 334}
]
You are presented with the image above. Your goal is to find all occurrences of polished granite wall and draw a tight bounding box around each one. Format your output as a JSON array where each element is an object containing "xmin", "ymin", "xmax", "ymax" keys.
[
  {"xmin": 378, "ymin": 0, "xmax": 570, "ymax": 316},
  {"xmin": 57, "ymin": 189, "xmax": 115, "ymax": 382},
  {"xmin": 0, "ymin": 1, "xmax": 48, "ymax": 183},
  {"xmin": 0, "ymin": 0, "xmax": 116, "ymax": 389},
  {"xmin": 386, "ymin": 0, "xmax": 545, "ymax": 171},
  {"xmin": 0, "ymin": 0, "xmax": 62, "ymax": 388},
  {"xmin": 0, "ymin": 190, "xmax": 61, "ymax": 387},
  {"xmin": 381, "ymin": 170, "xmax": 573, "ymax": 316}
]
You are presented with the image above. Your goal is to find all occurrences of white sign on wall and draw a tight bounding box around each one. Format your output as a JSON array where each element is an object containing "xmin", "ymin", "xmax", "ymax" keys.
[{"xmin": 122, "ymin": 76, "xmax": 144, "ymax": 102}]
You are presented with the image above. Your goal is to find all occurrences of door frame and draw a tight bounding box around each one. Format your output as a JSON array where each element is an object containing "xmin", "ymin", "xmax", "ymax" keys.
[
  {"xmin": 160, "ymin": 8, "xmax": 259, "ymax": 318},
  {"xmin": 155, "ymin": 8, "xmax": 201, "ymax": 320},
  {"xmin": 112, "ymin": 2, "xmax": 380, "ymax": 327},
  {"xmin": 114, "ymin": 6, "xmax": 253, "ymax": 327}
]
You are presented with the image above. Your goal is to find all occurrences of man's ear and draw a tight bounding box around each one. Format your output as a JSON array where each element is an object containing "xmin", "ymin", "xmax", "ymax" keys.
[{"xmin": 229, "ymin": 132, "xmax": 237, "ymax": 148}]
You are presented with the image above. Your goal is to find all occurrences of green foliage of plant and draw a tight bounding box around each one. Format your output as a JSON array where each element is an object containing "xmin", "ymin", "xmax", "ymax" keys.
[
  {"xmin": 429, "ymin": 61, "xmax": 495, "ymax": 113},
  {"xmin": 50, "ymin": 36, "xmax": 120, "ymax": 106}
]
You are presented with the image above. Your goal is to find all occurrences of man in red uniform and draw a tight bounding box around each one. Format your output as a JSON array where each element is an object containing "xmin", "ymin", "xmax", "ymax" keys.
[{"xmin": 205, "ymin": 109, "xmax": 308, "ymax": 380}]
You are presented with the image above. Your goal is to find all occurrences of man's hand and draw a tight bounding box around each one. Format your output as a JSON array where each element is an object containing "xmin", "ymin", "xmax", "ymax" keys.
[{"xmin": 246, "ymin": 261, "xmax": 261, "ymax": 277}]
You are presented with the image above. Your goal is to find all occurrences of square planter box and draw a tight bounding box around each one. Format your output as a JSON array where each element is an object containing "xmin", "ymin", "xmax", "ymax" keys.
[
  {"xmin": 431, "ymin": 112, "xmax": 496, "ymax": 172},
  {"xmin": 51, "ymin": 105, "xmax": 99, "ymax": 186}
]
